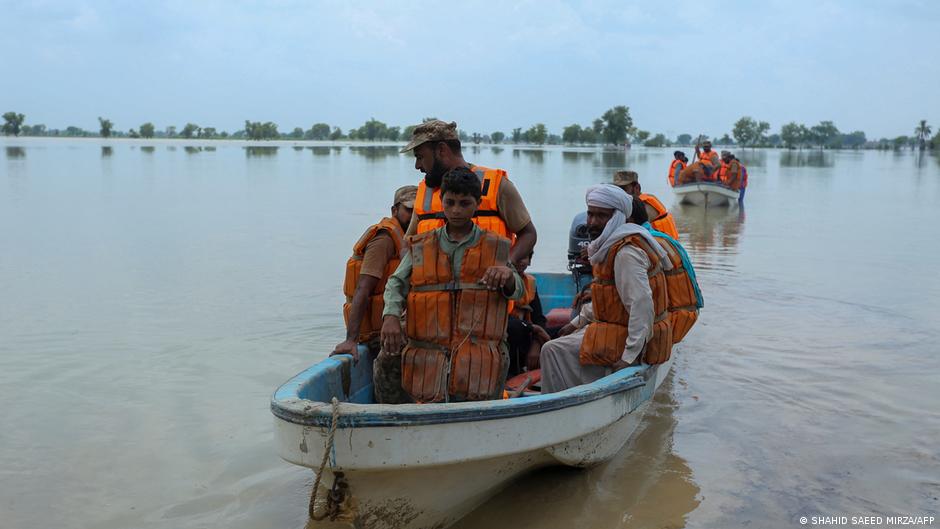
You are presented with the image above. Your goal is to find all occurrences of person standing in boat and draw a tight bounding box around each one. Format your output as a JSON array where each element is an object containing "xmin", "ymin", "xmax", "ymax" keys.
[
  {"xmin": 330, "ymin": 185, "xmax": 417, "ymax": 404},
  {"xmin": 540, "ymin": 185, "xmax": 673, "ymax": 394},
  {"xmin": 668, "ymin": 150, "xmax": 688, "ymax": 187},
  {"xmin": 696, "ymin": 140, "xmax": 720, "ymax": 180},
  {"xmin": 400, "ymin": 119, "xmax": 537, "ymax": 268},
  {"xmin": 715, "ymin": 150, "xmax": 742, "ymax": 190},
  {"xmin": 733, "ymin": 154, "xmax": 748, "ymax": 203},
  {"xmin": 613, "ymin": 170, "xmax": 680, "ymax": 239},
  {"xmin": 381, "ymin": 167, "xmax": 524, "ymax": 403}
]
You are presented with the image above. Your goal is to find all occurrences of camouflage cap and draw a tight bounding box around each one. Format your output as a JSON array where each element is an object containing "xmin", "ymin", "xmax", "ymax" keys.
[
  {"xmin": 612, "ymin": 170, "xmax": 639, "ymax": 186},
  {"xmin": 400, "ymin": 120, "xmax": 460, "ymax": 153},
  {"xmin": 720, "ymin": 150, "xmax": 732, "ymax": 157},
  {"xmin": 393, "ymin": 185, "xmax": 418, "ymax": 208}
]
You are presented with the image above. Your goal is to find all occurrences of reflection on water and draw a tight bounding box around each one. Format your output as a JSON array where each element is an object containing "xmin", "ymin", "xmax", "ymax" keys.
[
  {"xmin": 184, "ymin": 146, "xmax": 202, "ymax": 154},
  {"xmin": 6, "ymin": 146, "xmax": 25, "ymax": 159},
  {"xmin": 735, "ymin": 150, "xmax": 767, "ymax": 168},
  {"xmin": 245, "ymin": 146, "xmax": 279, "ymax": 157},
  {"xmin": 513, "ymin": 148, "xmax": 545, "ymax": 163},
  {"xmin": 598, "ymin": 149, "xmax": 627, "ymax": 169},
  {"xmin": 562, "ymin": 150, "xmax": 596, "ymax": 163},
  {"xmin": 348, "ymin": 146, "xmax": 399, "ymax": 160},
  {"xmin": 141, "ymin": 146, "xmax": 155, "ymax": 154},
  {"xmin": 167, "ymin": 145, "xmax": 177, "ymax": 152},
  {"xmin": 674, "ymin": 204, "xmax": 744, "ymax": 269},
  {"xmin": 308, "ymin": 146, "xmax": 332, "ymax": 156},
  {"xmin": 101, "ymin": 146, "xmax": 113, "ymax": 157},
  {"xmin": 491, "ymin": 146, "xmax": 504, "ymax": 155},
  {"xmin": 780, "ymin": 150, "xmax": 834, "ymax": 167},
  {"xmin": 293, "ymin": 146, "xmax": 304, "ymax": 152},
  {"xmin": 454, "ymin": 378, "xmax": 699, "ymax": 529}
]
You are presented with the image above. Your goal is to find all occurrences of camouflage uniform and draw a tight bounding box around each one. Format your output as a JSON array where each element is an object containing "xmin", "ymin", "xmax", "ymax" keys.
[{"xmin": 369, "ymin": 331, "xmax": 412, "ymax": 404}]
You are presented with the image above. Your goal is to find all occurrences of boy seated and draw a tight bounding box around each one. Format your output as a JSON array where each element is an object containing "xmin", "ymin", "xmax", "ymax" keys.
[{"xmin": 380, "ymin": 167, "xmax": 524, "ymax": 402}]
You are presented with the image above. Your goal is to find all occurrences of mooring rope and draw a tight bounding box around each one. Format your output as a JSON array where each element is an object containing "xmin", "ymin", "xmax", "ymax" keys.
[{"xmin": 308, "ymin": 396, "xmax": 340, "ymax": 521}]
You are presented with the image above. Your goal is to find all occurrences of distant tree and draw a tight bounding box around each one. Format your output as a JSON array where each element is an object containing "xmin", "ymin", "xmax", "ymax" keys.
[
  {"xmin": 592, "ymin": 118, "xmax": 604, "ymax": 136},
  {"xmin": 356, "ymin": 118, "xmax": 388, "ymax": 141},
  {"xmin": 511, "ymin": 128, "xmax": 522, "ymax": 143},
  {"xmin": 892, "ymin": 136, "xmax": 910, "ymax": 150},
  {"xmin": 329, "ymin": 127, "xmax": 343, "ymax": 141},
  {"xmin": 402, "ymin": 125, "xmax": 416, "ymax": 140},
  {"xmin": 139, "ymin": 122, "xmax": 155, "ymax": 138},
  {"xmin": 2, "ymin": 112, "xmax": 26, "ymax": 136},
  {"xmin": 128, "ymin": 129, "xmax": 140, "ymax": 138},
  {"xmin": 733, "ymin": 116, "xmax": 757, "ymax": 146},
  {"xmin": 261, "ymin": 122, "xmax": 278, "ymax": 139},
  {"xmin": 65, "ymin": 126, "xmax": 85, "ymax": 137},
  {"xmin": 810, "ymin": 121, "xmax": 840, "ymax": 148},
  {"xmin": 306, "ymin": 123, "xmax": 332, "ymax": 141},
  {"xmin": 767, "ymin": 133, "xmax": 782, "ymax": 147},
  {"xmin": 643, "ymin": 133, "xmax": 669, "ymax": 147},
  {"xmin": 471, "ymin": 132, "xmax": 482, "ymax": 144},
  {"xmin": 930, "ymin": 130, "xmax": 940, "ymax": 150},
  {"xmin": 579, "ymin": 128, "xmax": 597, "ymax": 144},
  {"xmin": 676, "ymin": 133, "xmax": 692, "ymax": 145},
  {"xmin": 98, "ymin": 117, "xmax": 113, "ymax": 138},
  {"xmin": 491, "ymin": 131, "xmax": 505, "ymax": 144},
  {"xmin": 290, "ymin": 127, "xmax": 304, "ymax": 139},
  {"xmin": 717, "ymin": 134, "xmax": 734, "ymax": 145},
  {"xmin": 422, "ymin": 117, "xmax": 438, "ymax": 123},
  {"xmin": 458, "ymin": 129, "xmax": 469, "ymax": 142},
  {"xmin": 525, "ymin": 123, "xmax": 547, "ymax": 145},
  {"xmin": 841, "ymin": 131, "xmax": 867, "ymax": 149},
  {"xmin": 634, "ymin": 130, "xmax": 650, "ymax": 144},
  {"xmin": 914, "ymin": 120, "xmax": 931, "ymax": 150},
  {"xmin": 780, "ymin": 122, "xmax": 806, "ymax": 149},
  {"xmin": 165, "ymin": 126, "xmax": 177, "ymax": 138},
  {"xmin": 199, "ymin": 127, "xmax": 217, "ymax": 138},
  {"xmin": 562, "ymin": 124, "xmax": 583, "ymax": 144},
  {"xmin": 386, "ymin": 126, "xmax": 401, "ymax": 141},
  {"xmin": 181, "ymin": 123, "xmax": 200, "ymax": 139},
  {"xmin": 24, "ymin": 124, "xmax": 47, "ymax": 136},
  {"xmin": 601, "ymin": 106, "xmax": 634, "ymax": 145}
]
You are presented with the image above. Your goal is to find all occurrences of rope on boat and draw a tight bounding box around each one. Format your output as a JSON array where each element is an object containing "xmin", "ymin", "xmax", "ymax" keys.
[{"xmin": 308, "ymin": 396, "xmax": 340, "ymax": 521}]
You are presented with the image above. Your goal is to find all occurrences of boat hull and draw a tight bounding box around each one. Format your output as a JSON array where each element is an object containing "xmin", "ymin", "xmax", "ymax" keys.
[
  {"xmin": 673, "ymin": 182, "xmax": 739, "ymax": 207},
  {"xmin": 272, "ymin": 355, "xmax": 673, "ymax": 529}
]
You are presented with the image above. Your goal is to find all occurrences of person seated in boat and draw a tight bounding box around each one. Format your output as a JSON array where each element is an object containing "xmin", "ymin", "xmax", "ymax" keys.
[
  {"xmin": 331, "ymin": 185, "xmax": 417, "ymax": 404},
  {"xmin": 668, "ymin": 151, "xmax": 688, "ymax": 187},
  {"xmin": 381, "ymin": 167, "xmax": 524, "ymax": 403},
  {"xmin": 507, "ymin": 250, "xmax": 552, "ymax": 376},
  {"xmin": 715, "ymin": 151, "xmax": 742, "ymax": 190},
  {"xmin": 612, "ymin": 170, "xmax": 680, "ymax": 239},
  {"xmin": 539, "ymin": 184, "xmax": 673, "ymax": 394},
  {"xmin": 696, "ymin": 140, "xmax": 720, "ymax": 179},
  {"xmin": 399, "ymin": 119, "xmax": 537, "ymax": 270}
]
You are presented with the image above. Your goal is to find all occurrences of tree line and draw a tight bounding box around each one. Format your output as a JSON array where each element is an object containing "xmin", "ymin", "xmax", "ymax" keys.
[{"xmin": 3, "ymin": 110, "xmax": 938, "ymax": 152}]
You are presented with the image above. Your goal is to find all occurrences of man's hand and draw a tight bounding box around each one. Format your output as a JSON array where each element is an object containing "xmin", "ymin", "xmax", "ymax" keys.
[
  {"xmin": 380, "ymin": 315, "xmax": 404, "ymax": 355},
  {"xmin": 531, "ymin": 324, "xmax": 551, "ymax": 344},
  {"xmin": 557, "ymin": 322, "xmax": 576, "ymax": 337},
  {"xmin": 572, "ymin": 289, "xmax": 592, "ymax": 308},
  {"xmin": 330, "ymin": 339, "xmax": 360, "ymax": 363},
  {"xmin": 480, "ymin": 265, "xmax": 513, "ymax": 291}
]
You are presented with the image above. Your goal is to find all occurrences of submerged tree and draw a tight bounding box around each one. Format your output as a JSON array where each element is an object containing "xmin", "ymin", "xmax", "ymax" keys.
[
  {"xmin": 180, "ymin": 123, "xmax": 200, "ymax": 139},
  {"xmin": 490, "ymin": 131, "xmax": 505, "ymax": 144},
  {"xmin": 98, "ymin": 117, "xmax": 113, "ymax": 138},
  {"xmin": 139, "ymin": 122, "xmax": 155, "ymax": 138},
  {"xmin": 2, "ymin": 112, "xmax": 26, "ymax": 136},
  {"xmin": 601, "ymin": 106, "xmax": 634, "ymax": 145},
  {"xmin": 914, "ymin": 120, "xmax": 932, "ymax": 150},
  {"xmin": 562, "ymin": 124, "xmax": 583, "ymax": 144}
]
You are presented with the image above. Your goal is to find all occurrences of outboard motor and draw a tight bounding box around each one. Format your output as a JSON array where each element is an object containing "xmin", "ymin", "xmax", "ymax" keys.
[{"xmin": 567, "ymin": 211, "xmax": 593, "ymax": 291}]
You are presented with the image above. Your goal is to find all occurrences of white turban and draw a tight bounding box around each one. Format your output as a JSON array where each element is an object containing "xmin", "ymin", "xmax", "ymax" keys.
[{"xmin": 584, "ymin": 184, "xmax": 671, "ymax": 267}]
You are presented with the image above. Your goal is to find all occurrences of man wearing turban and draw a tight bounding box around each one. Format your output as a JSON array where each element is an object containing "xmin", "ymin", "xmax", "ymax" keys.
[{"xmin": 540, "ymin": 184, "xmax": 670, "ymax": 393}]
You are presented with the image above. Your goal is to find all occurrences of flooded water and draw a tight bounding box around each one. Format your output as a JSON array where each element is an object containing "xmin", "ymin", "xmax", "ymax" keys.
[{"xmin": 2, "ymin": 138, "xmax": 939, "ymax": 528}]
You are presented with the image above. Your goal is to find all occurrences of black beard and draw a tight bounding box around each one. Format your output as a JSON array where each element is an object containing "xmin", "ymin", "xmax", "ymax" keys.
[{"xmin": 425, "ymin": 156, "xmax": 448, "ymax": 188}]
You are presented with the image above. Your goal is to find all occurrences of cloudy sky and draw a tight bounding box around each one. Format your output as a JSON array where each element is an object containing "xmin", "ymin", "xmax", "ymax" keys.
[{"xmin": 4, "ymin": 0, "xmax": 938, "ymax": 139}]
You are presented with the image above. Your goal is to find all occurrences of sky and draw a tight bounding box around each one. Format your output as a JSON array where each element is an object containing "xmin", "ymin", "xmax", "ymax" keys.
[{"xmin": 3, "ymin": 0, "xmax": 938, "ymax": 140}]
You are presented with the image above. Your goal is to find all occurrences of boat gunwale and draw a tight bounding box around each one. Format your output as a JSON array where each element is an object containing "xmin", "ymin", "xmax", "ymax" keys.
[
  {"xmin": 672, "ymin": 182, "xmax": 739, "ymax": 198},
  {"xmin": 270, "ymin": 357, "xmax": 648, "ymax": 428}
]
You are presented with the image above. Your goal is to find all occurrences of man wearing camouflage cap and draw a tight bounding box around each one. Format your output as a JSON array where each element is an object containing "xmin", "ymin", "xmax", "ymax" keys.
[
  {"xmin": 400, "ymin": 119, "xmax": 537, "ymax": 268},
  {"xmin": 612, "ymin": 170, "xmax": 679, "ymax": 239},
  {"xmin": 331, "ymin": 184, "xmax": 417, "ymax": 403}
]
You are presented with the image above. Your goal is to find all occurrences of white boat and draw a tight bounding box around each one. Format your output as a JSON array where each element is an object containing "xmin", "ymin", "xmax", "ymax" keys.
[
  {"xmin": 673, "ymin": 181, "xmax": 740, "ymax": 207},
  {"xmin": 270, "ymin": 272, "xmax": 675, "ymax": 529}
]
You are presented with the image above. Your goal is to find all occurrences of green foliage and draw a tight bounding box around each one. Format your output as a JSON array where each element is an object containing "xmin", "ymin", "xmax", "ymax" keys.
[
  {"xmin": 23, "ymin": 124, "xmax": 46, "ymax": 136},
  {"xmin": 780, "ymin": 122, "xmax": 807, "ymax": 148},
  {"xmin": 491, "ymin": 131, "xmax": 505, "ymax": 144},
  {"xmin": 458, "ymin": 130, "xmax": 469, "ymax": 142},
  {"xmin": 592, "ymin": 119, "xmax": 604, "ymax": 135},
  {"xmin": 930, "ymin": 130, "xmax": 940, "ymax": 150},
  {"xmin": 579, "ymin": 127, "xmax": 597, "ymax": 144},
  {"xmin": 841, "ymin": 131, "xmax": 867, "ymax": 149},
  {"xmin": 244, "ymin": 120, "xmax": 279, "ymax": 140},
  {"xmin": 165, "ymin": 126, "xmax": 177, "ymax": 138},
  {"xmin": 809, "ymin": 121, "xmax": 840, "ymax": 148},
  {"xmin": 471, "ymin": 132, "xmax": 482, "ymax": 144},
  {"xmin": 199, "ymin": 127, "xmax": 217, "ymax": 139},
  {"xmin": 676, "ymin": 133, "xmax": 692, "ymax": 145},
  {"xmin": 65, "ymin": 126, "xmax": 85, "ymax": 137},
  {"xmin": 634, "ymin": 130, "xmax": 650, "ymax": 143},
  {"xmin": 893, "ymin": 136, "xmax": 910, "ymax": 150},
  {"xmin": 98, "ymin": 117, "xmax": 113, "ymax": 138},
  {"xmin": 562, "ymin": 124, "xmax": 582, "ymax": 144},
  {"xmin": 718, "ymin": 134, "xmax": 734, "ymax": 145},
  {"xmin": 601, "ymin": 106, "xmax": 634, "ymax": 145},
  {"xmin": 733, "ymin": 117, "xmax": 755, "ymax": 146},
  {"xmin": 524, "ymin": 123, "xmax": 547, "ymax": 145},
  {"xmin": 914, "ymin": 120, "xmax": 932, "ymax": 150},
  {"xmin": 643, "ymin": 133, "xmax": 669, "ymax": 147},
  {"xmin": 356, "ymin": 118, "xmax": 388, "ymax": 141},
  {"xmin": 288, "ymin": 127, "xmax": 303, "ymax": 139},
  {"xmin": 402, "ymin": 125, "xmax": 416, "ymax": 140},
  {"xmin": 128, "ymin": 129, "xmax": 140, "ymax": 138},
  {"xmin": 329, "ymin": 127, "xmax": 343, "ymax": 141},
  {"xmin": 139, "ymin": 122, "xmax": 155, "ymax": 138},
  {"xmin": 386, "ymin": 126, "xmax": 401, "ymax": 141},
  {"xmin": 511, "ymin": 128, "xmax": 522, "ymax": 143},
  {"xmin": 2, "ymin": 112, "xmax": 25, "ymax": 136},
  {"xmin": 181, "ymin": 123, "xmax": 200, "ymax": 139},
  {"xmin": 306, "ymin": 123, "xmax": 332, "ymax": 140}
]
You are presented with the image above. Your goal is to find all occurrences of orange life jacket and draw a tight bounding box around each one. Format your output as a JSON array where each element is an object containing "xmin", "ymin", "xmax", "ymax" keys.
[
  {"xmin": 715, "ymin": 159, "xmax": 742, "ymax": 190},
  {"xmin": 402, "ymin": 229, "xmax": 512, "ymax": 402},
  {"xmin": 342, "ymin": 217, "xmax": 405, "ymax": 343},
  {"xmin": 414, "ymin": 164, "xmax": 510, "ymax": 238},
  {"xmin": 668, "ymin": 159, "xmax": 686, "ymax": 187},
  {"xmin": 638, "ymin": 193, "xmax": 679, "ymax": 240},
  {"xmin": 698, "ymin": 150, "xmax": 719, "ymax": 167},
  {"xmin": 579, "ymin": 235, "xmax": 673, "ymax": 366},
  {"xmin": 510, "ymin": 274, "xmax": 537, "ymax": 322},
  {"xmin": 651, "ymin": 234, "xmax": 699, "ymax": 343}
]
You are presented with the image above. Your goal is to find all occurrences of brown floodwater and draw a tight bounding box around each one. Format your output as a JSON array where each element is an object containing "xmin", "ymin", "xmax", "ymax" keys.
[{"xmin": 1, "ymin": 139, "xmax": 938, "ymax": 528}]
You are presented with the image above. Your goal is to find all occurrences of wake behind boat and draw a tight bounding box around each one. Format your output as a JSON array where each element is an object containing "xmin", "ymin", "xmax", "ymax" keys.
[{"xmin": 270, "ymin": 272, "xmax": 675, "ymax": 529}]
